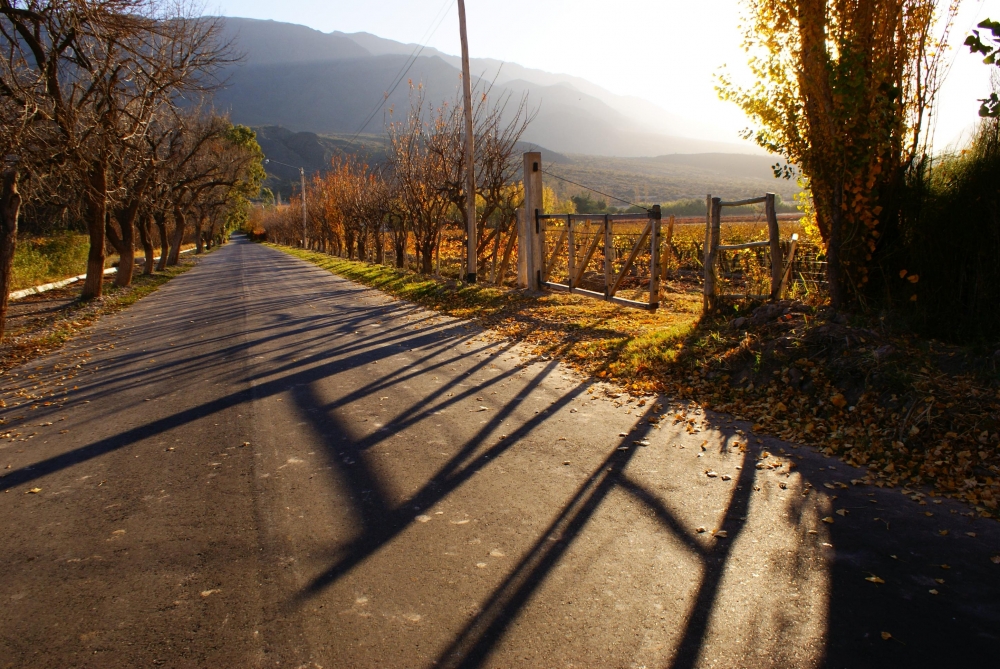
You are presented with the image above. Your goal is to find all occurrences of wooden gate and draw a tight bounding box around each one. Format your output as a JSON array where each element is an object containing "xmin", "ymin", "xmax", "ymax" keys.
[
  {"xmin": 536, "ymin": 209, "xmax": 663, "ymax": 311},
  {"xmin": 516, "ymin": 152, "xmax": 665, "ymax": 312},
  {"xmin": 702, "ymin": 193, "xmax": 799, "ymax": 312}
]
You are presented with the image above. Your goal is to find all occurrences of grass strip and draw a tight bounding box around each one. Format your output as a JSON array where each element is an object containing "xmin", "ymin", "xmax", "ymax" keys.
[{"xmin": 1, "ymin": 259, "xmax": 197, "ymax": 375}]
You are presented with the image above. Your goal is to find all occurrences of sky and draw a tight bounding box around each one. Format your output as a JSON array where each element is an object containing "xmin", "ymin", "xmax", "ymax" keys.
[{"xmin": 209, "ymin": 0, "xmax": 1000, "ymax": 152}]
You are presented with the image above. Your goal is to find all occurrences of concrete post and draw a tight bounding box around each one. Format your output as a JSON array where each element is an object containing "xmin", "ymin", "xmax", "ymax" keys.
[{"xmin": 521, "ymin": 152, "xmax": 543, "ymax": 291}]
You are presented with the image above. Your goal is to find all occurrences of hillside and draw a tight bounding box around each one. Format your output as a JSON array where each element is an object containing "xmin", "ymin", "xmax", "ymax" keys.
[{"xmin": 211, "ymin": 17, "xmax": 764, "ymax": 158}]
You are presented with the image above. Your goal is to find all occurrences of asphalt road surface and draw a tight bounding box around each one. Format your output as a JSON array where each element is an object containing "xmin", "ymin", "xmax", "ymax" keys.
[{"xmin": 1, "ymin": 237, "xmax": 998, "ymax": 668}]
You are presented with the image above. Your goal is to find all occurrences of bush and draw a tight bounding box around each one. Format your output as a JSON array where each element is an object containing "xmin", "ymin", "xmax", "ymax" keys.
[
  {"xmin": 897, "ymin": 117, "xmax": 1000, "ymax": 342},
  {"xmin": 11, "ymin": 234, "xmax": 91, "ymax": 291}
]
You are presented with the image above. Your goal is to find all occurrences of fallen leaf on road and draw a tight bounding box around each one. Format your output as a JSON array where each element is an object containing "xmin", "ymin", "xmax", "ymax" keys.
[
  {"xmin": 778, "ymin": 481, "xmax": 787, "ymax": 489},
  {"xmin": 200, "ymin": 589, "xmax": 220, "ymax": 597},
  {"xmin": 966, "ymin": 532, "xmax": 976, "ymax": 538},
  {"xmin": 836, "ymin": 509, "xmax": 848, "ymax": 516},
  {"xmin": 26, "ymin": 488, "xmax": 41, "ymax": 494},
  {"xmin": 696, "ymin": 526, "xmax": 707, "ymax": 533},
  {"xmin": 415, "ymin": 515, "xmax": 431, "ymax": 523},
  {"xmin": 938, "ymin": 530, "xmax": 948, "ymax": 536},
  {"xmin": 991, "ymin": 556, "xmax": 1000, "ymax": 564},
  {"xmin": 721, "ymin": 474, "xmax": 732, "ymax": 481},
  {"xmin": 714, "ymin": 530, "xmax": 728, "ymax": 538},
  {"xmin": 822, "ymin": 516, "xmax": 834, "ymax": 524},
  {"xmin": 924, "ymin": 512, "xmax": 933, "ymax": 516},
  {"xmin": 706, "ymin": 471, "xmax": 718, "ymax": 478},
  {"xmin": 241, "ymin": 442, "xmax": 250, "ymax": 448},
  {"xmin": 475, "ymin": 562, "xmax": 487, "ymax": 569},
  {"xmin": 881, "ymin": 631, "xmax": 892, "ymax": 641},
  {"xmin": 489, "ymin": 549, "xmax": 505, "ymax": 558},
  {"xmin": 935, "ymin": 578, "xmax": 945, "ymax": 584},
  {"xmin": 929, "ymin": 589, "xmax": 939, "ymax": 595},
  {"xmin": 866, "ymin": 575, "xmax": 885, "ymax": 584},
  {"xmin": 940, "ymin": 564, "xmax": 951, "ymax": 569}
]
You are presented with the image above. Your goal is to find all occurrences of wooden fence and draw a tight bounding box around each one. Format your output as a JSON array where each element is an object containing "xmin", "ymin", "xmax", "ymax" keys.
[{"xmin": 702, "ymin": 193, "xmax": 799, "ymax": 312}]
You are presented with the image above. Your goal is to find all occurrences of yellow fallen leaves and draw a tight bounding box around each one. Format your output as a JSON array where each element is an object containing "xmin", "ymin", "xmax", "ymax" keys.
[
  {"xmin": 822, "ymin": 516, "xmax": 835, "ymax": 524},
  {"xmin": 991, "ymin": 555, "xmax": 1000, "ymax": 564},
  {"xmin": 830, "ymin": 393, "xmax": 848, "ymax": 409},
  {"xmin": 26, "ymin": 487, "xmax": 41, "ymax": 494},
  {"xmin": 866, "ymin": 575, "xmax": 885, "ymax": 584},
  {"xmin": 835, "ymin": 509, "xmax": 848, "ymax": 516},
  {"xmin": 881, "ymin": 631, "xmax": 893, "ymax": 641}
]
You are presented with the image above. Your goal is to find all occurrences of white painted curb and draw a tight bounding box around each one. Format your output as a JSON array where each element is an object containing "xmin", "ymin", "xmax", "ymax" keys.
[{"xmin": 8, "ymin": 247, "xmax": 196, "ymax": 302}]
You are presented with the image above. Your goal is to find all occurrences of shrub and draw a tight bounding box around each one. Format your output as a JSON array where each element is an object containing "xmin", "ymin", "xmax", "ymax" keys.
[{"xmin": 897, "ymin": 117, "xmax": 1000, "ymax": 342}]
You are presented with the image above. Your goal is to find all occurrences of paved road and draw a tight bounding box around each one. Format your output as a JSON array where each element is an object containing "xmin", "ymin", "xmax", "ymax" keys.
[{"xmin": 1, "ymin": 238, "xmax": 997, "ymax": 668}]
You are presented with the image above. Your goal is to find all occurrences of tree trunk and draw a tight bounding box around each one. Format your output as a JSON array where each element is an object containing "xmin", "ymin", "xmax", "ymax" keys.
[
  {"xmin": 0, "ymin": 169, "xmax": 22, "ymax": 342},
  {"xmin": 155, "ymin": 214, "xmax": 169, "ymax": 272},
  {"xmin": 82, "ymin": 161, "xmax": 108, "ymax": 300},
  {"xmin": 112, "ymin": 206, "xmax": 138, "ymax": 288},
  {"xmin": 168, "ymin": 205, "xmax": 186, "ymax": 266},
  {"xmin": 394, "ymin": 230, "xmax": 406, "ymax": 269},
  {"xmin": 195, "ymin": 214, "xmax": 204, "ymax": 254},
  {"xmin": 345, "ymin": 229, "xmax": 356, "ymax": 260},
  {"xmin": 138, "ymin": 214, "xmax": 155, "ymax": 275},
  {"xmin": 375, "ymin": 227, "xmax": 385, "ymax": 264},
  {"xmin": 420, "ymin": 240, "xmax": 434, "ymax": 274}
]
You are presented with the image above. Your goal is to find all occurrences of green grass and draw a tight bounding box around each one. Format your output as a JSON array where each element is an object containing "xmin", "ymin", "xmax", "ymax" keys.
[{"xmin": 11, "ymin": 234, "xmax": 94, "ymax": 291}]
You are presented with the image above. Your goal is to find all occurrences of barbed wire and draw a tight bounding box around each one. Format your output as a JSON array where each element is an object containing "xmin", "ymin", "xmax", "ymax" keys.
[{"xmin": 539, "ymin": 168, "xmax": 649, "ymax": 211}]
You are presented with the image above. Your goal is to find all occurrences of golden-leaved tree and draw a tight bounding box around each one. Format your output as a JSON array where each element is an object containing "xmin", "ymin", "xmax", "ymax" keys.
[{"xmin": 719, "ymin": 0, "xmax": 956, "ymax": 306}]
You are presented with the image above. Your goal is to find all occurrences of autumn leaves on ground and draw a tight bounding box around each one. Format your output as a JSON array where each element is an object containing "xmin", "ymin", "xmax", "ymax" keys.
[{"xmin": 277, "ymin": 244, "xmax": 1000, "ymax": 521}]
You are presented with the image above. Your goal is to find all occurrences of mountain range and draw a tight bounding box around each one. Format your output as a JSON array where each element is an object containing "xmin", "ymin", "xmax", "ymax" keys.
[
  {"xmin": 209, "ymin": 17, "xmax": 797, "ymax": 203},
  {"xmin": 211, "ymin": 17, "xmax": 763, "ymax": 158}
]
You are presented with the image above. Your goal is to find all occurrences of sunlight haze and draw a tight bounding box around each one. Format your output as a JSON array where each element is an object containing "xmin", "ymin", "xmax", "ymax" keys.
[{"xmin": 211, "ymin": 0, "xmax": 1000, "ymax": 153}]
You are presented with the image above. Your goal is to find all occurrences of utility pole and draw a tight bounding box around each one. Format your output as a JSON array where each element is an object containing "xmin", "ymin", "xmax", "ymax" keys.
[
  {"xmin": 458, "ymin": 0, "xmax": 476, "ymax": 283},
  {"xmin": 300, "ymin": 167, "xmax": 308, "ymax": 249}
]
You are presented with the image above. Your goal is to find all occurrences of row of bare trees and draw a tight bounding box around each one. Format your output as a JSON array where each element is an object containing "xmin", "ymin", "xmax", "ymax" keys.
[
  {"xmin": 256, "ymin": 81, "xmax": 532, "ymax": 281},
  {"xmin": 0, "ymin": 1, "xmax": 264, "ymax": 340}
]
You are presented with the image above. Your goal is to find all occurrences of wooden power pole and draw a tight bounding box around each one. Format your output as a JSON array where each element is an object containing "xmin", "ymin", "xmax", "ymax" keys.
[
  {"xmin": 300, "ymin": 167, "xmax": 308, "ymax": 249},
  {"xmin": 457, "ymin": 0, "xmax": 476, "ymax": 283}
]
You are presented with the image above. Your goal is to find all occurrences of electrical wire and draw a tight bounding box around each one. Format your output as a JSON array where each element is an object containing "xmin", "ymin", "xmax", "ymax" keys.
[
  {"xmin": 344, "ymin": 0, "xmax": 457, "ymax": 148},
  {"xmin": 540, "ymin": 168, "xmax": 649, "ymax": 211}
]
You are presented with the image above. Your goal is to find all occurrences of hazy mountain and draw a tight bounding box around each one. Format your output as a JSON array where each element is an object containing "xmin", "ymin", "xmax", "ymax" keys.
[{"xmin": 211, "ymin": 17, "xmax": 763, "ymax": 158}]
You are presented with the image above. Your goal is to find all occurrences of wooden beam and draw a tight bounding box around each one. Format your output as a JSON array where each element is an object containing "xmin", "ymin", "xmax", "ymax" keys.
[
  {"xmin": 574, "ymin": 222, "xmax": 603, "ymax": 286},
  {"xmin": 766, "ymin": 192, "xmax": 782, "ymax": 300},
  {"xmin": 609, "ymin": 219, "xmax": 652, "ymax": 298},
  {"xmin": 544, "ymin": 226, "xmax": 567, "ymax": 280}
]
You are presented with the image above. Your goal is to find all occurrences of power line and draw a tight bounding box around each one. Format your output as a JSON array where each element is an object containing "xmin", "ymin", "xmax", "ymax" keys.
[
  {"xmin": 540, "ymin": 168, "xmax": 649, "ymax": 211},
  {"xmin": 344, "ymin": 0, "xmax": 456, "ymax": 148}
]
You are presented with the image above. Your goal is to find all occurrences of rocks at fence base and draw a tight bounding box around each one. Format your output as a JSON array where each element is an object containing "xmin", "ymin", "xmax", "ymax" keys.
[{"xmin": 730, "ymin": 300, "xmax": 810, "ymax": 330}]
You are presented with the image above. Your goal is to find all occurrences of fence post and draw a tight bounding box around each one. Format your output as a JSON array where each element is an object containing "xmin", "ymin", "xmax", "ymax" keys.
[
  {"xmin": 516, "ymin": 207, "xmax": 527, "ymax": 287},
  {"xmin": 566, "ymin": 214, "xmax": 575, "ymax": 292},
  {"xmin": 703, "ymin": 195, "xmax": 712, "ymax": 311},
  {"xmin": 649, "ymin": 204, "xmax": 661, "ymax": 310},
  {"xmin": 766, "ymin": 192, "xmax": 782, "ymax": 300},
  {"xmin": 603, "ymin": 213, "xmax": 612, "ymax": 300},
  {"xmin": 777, "ymin": 233, "xmax": 799, "ymax": 298},
  {"xmin": 521, "ymin": 152, "xmax": 543, "ymax": 290},
  {"xmin": 660, "ymin": 213, "xmax": 674, "ymax": 281},
  {"xmin": 703, "ymin": 197, "xmax": 721, "ymax": 312}
]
